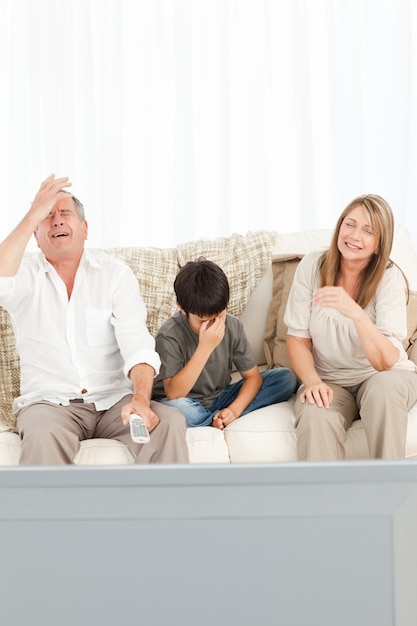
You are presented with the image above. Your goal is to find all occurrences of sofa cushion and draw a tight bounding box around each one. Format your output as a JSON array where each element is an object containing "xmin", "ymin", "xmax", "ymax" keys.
[
  {"xmin": 224, "ymin": 400, "xmax": 297, "ymax": 462},
  {"xmin": 104, "ymin": 246, "xmax": 179, "ymax": 337},
  {"xmin": 177, "ymin": 230, "xmax": 277, "ymax": 318},
  {"xmin": 105, "ymin": 230, "xmax": 276, "ymax": 336},
  {"xmin": 0, "ymin": 429, "xmax": 231, "ymax": 465},
  {"xmin": 263, "ymin": 254, "xmax": 303, "ymax": 370},
  {"xmin": 264, "ymin": 253, "xmax": 417, "ymax": 369},
  {"xmin": 186, "ymin": 427, "xmax": 231, "ymax": 463},
  {"xmin": 405, "ymin": 293, "xmax": 417, "ymax": 359},
  {"xmin": 0, "ymin": 431, "xmax": 20, "ymax": 465},
  {"xmin": 0, "ymin": 306, "xmax": 20, "ymax": 431}
]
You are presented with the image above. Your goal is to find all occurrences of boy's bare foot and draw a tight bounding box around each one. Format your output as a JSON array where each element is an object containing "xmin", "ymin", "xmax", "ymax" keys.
[{"xmin": 212, "ymin": 415, "xmax": 224, "ymax": 430}]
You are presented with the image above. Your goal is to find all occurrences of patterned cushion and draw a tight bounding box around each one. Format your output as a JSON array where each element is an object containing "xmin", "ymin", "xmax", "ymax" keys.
[
  {"xmin": 177, "ymin": 230, "xmax": 276, "ymax": 318},
  {"xmin": 263, "ymin": 254, "xmax": 304, "ymax": 370},
  {"xmin": 0, "ymin": 306, "xmax": 20, "ymax": 431},
  {"xmin": 103, "ymin": 246, "xmax": 179, "ymax": 337}
]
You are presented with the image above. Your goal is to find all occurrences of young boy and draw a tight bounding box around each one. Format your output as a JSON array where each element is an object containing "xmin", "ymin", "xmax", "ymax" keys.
[{"xmin": 152, "ymin": 258, "xmax": 297, "ymax": 429}]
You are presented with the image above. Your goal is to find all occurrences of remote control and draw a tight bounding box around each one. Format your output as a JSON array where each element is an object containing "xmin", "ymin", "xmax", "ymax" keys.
[{"xmin": 129, "ymin": 414, "xmax": 150, "ymax": 443}]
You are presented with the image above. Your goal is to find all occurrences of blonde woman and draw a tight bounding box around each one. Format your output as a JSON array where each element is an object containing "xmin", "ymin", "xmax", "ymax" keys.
[{"xmin": 284, "ymin": 195, "xmax": 417, "ymax": 460}]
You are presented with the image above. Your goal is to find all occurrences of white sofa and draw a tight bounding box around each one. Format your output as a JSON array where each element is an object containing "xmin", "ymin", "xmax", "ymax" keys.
[{"xmin": 1, "ymin": 226, "xmax": 417, "ymax": 464}]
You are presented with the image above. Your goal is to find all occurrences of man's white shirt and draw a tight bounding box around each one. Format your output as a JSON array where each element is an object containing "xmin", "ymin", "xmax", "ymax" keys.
[{"xmin": 0, "ymin": 249, "xmax": 160, "ymax": 412}]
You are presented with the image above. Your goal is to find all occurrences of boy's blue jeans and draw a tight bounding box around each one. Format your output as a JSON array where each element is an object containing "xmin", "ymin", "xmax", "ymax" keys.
[{"xmin": 159, "ymin": 368, "xmax": 297, "ymax": 427}]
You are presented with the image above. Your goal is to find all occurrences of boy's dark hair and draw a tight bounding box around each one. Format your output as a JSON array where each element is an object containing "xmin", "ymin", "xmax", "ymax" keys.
[{"xmin": 174, "ymin": 258, "xmax": 230, "ymax": 317}]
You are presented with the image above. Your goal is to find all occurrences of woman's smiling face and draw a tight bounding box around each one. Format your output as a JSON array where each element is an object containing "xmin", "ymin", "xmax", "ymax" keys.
[{"xmin": 337, "ymin": 204, "xmax": 379, "ymax": 265}]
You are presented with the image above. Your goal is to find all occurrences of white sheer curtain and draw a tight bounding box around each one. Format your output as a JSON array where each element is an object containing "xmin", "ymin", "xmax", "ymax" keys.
[{"xmin": 1, "ymin": 0, "xmax": 417, "ymax": 250}]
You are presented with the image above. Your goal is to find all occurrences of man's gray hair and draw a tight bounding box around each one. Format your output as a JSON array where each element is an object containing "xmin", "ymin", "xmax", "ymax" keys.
[{"xmin": 60, "ymin": 189, "xmax": 86, "ymax": 221}]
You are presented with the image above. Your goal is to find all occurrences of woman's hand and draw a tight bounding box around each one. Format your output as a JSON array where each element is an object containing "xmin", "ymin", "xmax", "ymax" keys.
[
  {"xmin": 313, "ymin": 286, "xmax": 362, "ymax": 320},
  {"xmin": 300, "ymin": 382, "xmax": 333, "ymax": 409}
]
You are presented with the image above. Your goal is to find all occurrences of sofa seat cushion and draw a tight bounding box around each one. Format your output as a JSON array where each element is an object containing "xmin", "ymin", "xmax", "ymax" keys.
[
  {"xmin": 224, "ymin": 400, "xmax": 417, "ymax": 463},
  {"xmin": 404, "ymin": 402, "xmax": 417, "ymax": 459},
  {"xmin": 224, "ymin": 399, "xmax": 297, "ymax": 462},
  {"xmin": 0, "ymin": 428, "xmax": 231, "ymax": 466},
  {"xmin": 2, "ymin": 408, "xmax": 417, "ymax": 464},
  {"xmin": 186, "ymin": 427, "xmax": 230, "ymax": 463},
  {"xmin": 73, "ymin": 439, "xmax": 136, "ymax": 465},
  {"xmin": 343, "ymin": 405, "xmax": 417, "ymax": 460},
  {"xmin": 0, "ymin": 431, "xmax": 20, "ymax": 465},
  {"xmin": 0, "ymin": 432, "xmax": 138, "ymax": 467}
]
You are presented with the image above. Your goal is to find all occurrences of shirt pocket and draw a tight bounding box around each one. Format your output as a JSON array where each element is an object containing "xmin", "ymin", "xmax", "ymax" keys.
[{"xmin": 85, "ymin": 308, "xmax": 114, "ymax": 346}]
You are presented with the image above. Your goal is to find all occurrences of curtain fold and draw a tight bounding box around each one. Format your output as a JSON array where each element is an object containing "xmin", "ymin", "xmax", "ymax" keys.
[{"xmin": 1, "ymin": 0, "xmax": 416, "ymax": 250}]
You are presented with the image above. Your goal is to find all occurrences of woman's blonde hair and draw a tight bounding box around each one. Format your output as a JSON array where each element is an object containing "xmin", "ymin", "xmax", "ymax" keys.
[{"xmin": 318, "ymin": 194, "xmax": 399, "ymax": 308}]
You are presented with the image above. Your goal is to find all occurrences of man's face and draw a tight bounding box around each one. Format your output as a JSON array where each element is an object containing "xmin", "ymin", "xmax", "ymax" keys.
[{"xmin": 34, "ymin": 196, "xmax": 88, "ymax": 262}]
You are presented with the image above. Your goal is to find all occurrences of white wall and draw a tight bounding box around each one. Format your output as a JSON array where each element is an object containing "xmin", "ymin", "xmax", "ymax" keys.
[{"xmin": 1, "ymin": 0, "xmax": 416, "ymax": 249}]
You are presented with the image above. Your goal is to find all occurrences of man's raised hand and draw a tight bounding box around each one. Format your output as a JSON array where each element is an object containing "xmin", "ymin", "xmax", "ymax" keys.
[{"xmin": 29, "ymin": 174, "xmax": 72, "ymax": 225}]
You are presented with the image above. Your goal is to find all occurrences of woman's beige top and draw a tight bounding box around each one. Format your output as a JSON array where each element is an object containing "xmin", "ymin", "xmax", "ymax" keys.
[{"xmin": 284, "ymin": 249, "xmax": 417, "ymax": 386}]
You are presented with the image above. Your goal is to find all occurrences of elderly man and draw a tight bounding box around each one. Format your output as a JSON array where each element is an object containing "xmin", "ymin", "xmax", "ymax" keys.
[{"xmin": 0, "ymin": 174, "xmax": 189, "ymax": 464}]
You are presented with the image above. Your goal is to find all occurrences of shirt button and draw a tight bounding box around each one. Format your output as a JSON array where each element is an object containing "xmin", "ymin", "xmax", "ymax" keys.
[{"xmin": 81, "ymin": 388, "xmax": 88, "ymax": 394}]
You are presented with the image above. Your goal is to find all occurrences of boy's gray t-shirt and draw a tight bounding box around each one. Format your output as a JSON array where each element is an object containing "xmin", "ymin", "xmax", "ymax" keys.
[{"xmin": 153, "ymin": 311, "xmax": 257, "ymax": 408}]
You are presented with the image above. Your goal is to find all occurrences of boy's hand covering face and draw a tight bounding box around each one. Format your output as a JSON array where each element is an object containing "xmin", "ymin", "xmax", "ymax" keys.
[
  {"xmin": 185, "ymin": 309, "xmax": 226, "ymax": 349},
  {"xmin": 199, "ymin": 314, "xmax": 226, "ymax": 351},
  {"xmin": 205, "ymin": 310, "xmax": 226, "ymax": 329}
]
